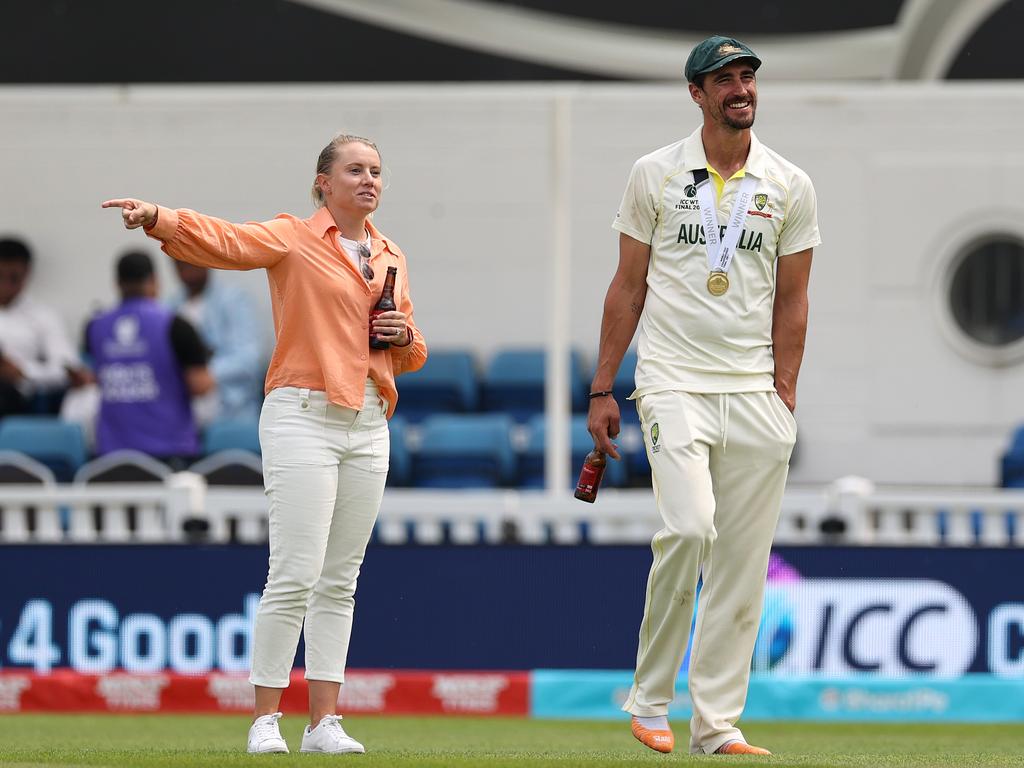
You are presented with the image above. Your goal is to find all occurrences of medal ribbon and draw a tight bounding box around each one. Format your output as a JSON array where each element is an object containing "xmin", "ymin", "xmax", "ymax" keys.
[{"xmin": 693, "ymin": 169, "xmax": 758, "ymax": 274}]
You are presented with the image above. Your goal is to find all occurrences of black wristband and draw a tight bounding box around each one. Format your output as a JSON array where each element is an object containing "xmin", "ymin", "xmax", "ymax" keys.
[{"xmin": 588, "ymin": 390, "xmax": 614, "ymax": 399}]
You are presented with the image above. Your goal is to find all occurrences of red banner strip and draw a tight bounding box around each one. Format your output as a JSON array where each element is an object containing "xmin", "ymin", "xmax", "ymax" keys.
[{"xmin": 0, "ymin": 669, "xmax": 529, "ymax": 716}]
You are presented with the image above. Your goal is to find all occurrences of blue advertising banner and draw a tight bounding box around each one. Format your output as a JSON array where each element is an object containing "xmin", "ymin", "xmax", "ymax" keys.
[
  {"xmin": 0, "ymin": 545, "xmax": 650, "ymax": 674},
  {"xmin": 756, "ymin": 549, "xmax": 1024, "ymax": 678},
  {"xmin": 0, "ymin": 545, "xmax": 1022, "ymax": 680}
]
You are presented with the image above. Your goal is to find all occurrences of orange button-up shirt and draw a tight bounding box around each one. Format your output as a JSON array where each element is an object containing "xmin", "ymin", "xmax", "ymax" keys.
[{"xmin": 146, "ymin": 205, "xmax": 427, "ymax": 418}]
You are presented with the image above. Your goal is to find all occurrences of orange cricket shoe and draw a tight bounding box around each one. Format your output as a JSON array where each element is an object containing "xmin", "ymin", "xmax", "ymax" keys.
[
  {"xmin": 630, "ymin": 716, "xmax": 674, "ymax": 754},
  {"xmin": 716, "ymin": 740, "xmax": 772, "ymax": 755}
]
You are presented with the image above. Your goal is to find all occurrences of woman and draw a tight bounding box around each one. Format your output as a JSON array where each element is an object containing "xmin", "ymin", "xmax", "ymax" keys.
[{"xmin": 103, "ymin": 134, "xmax": 427, "ymax": 755}]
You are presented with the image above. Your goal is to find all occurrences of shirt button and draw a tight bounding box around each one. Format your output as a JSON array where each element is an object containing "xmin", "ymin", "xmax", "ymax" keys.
[{"xmin": 300, "ymin": 402, "xmax": 309, "ymax": 410}]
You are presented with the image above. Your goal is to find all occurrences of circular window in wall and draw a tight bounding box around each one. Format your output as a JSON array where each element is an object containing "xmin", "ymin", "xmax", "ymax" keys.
[{"xmin": 944, "ymin": 235, "xmax": 1024, "ymax": 363}]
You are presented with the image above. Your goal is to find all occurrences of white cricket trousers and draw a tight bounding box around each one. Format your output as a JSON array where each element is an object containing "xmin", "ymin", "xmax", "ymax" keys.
[
  {"xmin": 622, "ymin": 390, "xmax": 796, "ymax": 754},
  {"xmin": 249, "ymin": 380, "xmax": 389, "ymax": 688}
]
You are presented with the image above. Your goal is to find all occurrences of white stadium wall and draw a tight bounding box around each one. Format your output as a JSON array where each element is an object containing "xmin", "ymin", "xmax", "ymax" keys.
[{"xmin": 1, "ymin": 83, "xmax": 1022, "ymax": 486}]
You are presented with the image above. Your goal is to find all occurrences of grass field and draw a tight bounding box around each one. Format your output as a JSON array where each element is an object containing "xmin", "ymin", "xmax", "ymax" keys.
[{"xmin": 0, "ymin": 715, "xmax": 1021, "ymax": 767}]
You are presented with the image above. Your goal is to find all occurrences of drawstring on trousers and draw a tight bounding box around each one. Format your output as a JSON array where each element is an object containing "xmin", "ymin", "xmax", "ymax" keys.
[{"xmin": 718, "ymin": 394, "xmax": 730, "ymax": 452}]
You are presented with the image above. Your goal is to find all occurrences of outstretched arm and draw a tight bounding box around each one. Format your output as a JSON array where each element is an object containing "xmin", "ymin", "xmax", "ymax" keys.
[
  {"xmin": 102, "ymin": 198, "xmax": 290, "ymax": 271},
  {"xmin": 587, "ymin": 233, "xmax": 650, "ymax": 460}
]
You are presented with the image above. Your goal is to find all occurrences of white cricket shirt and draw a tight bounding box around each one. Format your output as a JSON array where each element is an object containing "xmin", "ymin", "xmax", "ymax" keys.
[{"xmin": 614, "ymin": 127, "xmax": 821, "ymax": 396}]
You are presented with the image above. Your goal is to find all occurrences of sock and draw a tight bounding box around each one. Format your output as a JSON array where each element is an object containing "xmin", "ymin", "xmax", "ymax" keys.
[{"xmin": 635, "ymin": 715, "xmax": 669, "ymax": 731}]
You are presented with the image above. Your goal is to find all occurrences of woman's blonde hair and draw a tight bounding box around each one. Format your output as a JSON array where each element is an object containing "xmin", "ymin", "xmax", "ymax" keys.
[{"xmin": 311, "ymin": 133, "xmax": 381, "ymax": 208}]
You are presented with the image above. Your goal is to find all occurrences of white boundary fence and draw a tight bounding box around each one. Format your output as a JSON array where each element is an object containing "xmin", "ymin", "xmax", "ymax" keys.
[{"xmin": 1, "ymin": 475, "xmax": 1023, "ymax": 546}]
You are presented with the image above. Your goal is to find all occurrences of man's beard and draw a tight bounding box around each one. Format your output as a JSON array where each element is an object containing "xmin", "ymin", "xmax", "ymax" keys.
[
  {"xmin": 714, "ymin": 96, "xmax": 756, "ymax": 130},
  {"xmin": 721, "ymin": 106, "xmax": 755, "ymax": 130}
]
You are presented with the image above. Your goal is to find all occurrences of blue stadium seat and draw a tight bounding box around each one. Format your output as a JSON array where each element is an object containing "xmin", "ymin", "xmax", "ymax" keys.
[
  {"xmin": 520, "ymin": 414, "xmax": 628, "ymax": 489},
  {"xmin": 480, "ymin": 349, "xmax": 588, "ymax": 422},
  {"xmin": 1010, "ymin": 425, "xmax": 1024, "ymax": 450},
  {"xmin": 1001, "ymin": 424, "xmax": 1024, "ymax": 488},
  {"xmin": 395, "ymin": 350, "xmax": 477, "ymax": 422},
  {"xmin": 0, "ymin": 416, "xmax": 87, "ymax": 482},
  {"xmin": 204, "ymin": 419, "xmax": 261, "ymax": 456},
  {"xmin": 413, "ymin": 414, "xmax": 516, "ymax": 488},
  {"xmin": 387, "ymin": 415, "xmax": 412, "ymax": 487}
]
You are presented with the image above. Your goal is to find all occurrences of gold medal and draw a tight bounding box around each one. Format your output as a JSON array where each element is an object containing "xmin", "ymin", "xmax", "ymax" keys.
[{"xmin": 707, "ymin": 271, "xmax": 729, "ymax": 296}]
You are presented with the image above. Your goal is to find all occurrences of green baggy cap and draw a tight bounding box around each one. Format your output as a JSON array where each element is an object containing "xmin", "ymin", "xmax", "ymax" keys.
[{"xmin": 684, "ymin": 35, "xmax": 761, "ymax": 82}]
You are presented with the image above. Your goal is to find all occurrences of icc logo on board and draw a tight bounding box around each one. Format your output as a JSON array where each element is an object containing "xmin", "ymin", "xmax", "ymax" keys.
[{"xmin": 754, "ymin": 578, "xmax": 1007, "ymax": 677}]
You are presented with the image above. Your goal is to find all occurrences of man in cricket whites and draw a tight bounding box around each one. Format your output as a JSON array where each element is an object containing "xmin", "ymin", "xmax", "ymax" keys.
[{"xmin": 587, "ymin": 35, "xmax": 820, "ymax": 755}]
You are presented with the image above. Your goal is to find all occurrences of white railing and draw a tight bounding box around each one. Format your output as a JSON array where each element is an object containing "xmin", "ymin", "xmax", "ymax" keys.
[{"xmin": 1, "ymin": 475, "xmax": 1023, "ymax": 546}]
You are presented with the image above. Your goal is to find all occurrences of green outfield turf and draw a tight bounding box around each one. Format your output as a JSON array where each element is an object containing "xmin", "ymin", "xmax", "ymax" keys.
[{"xmin": 0, "ymin": 715, "xmax": 1021, "ymax": 767}]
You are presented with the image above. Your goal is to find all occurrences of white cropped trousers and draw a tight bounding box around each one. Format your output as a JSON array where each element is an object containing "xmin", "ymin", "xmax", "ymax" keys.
[
  {"xmin": 622, "ymin": 390, "xmax": 796, "ymax": 754},
  {"xmin": 249, "ymin": 380, "xmax": 389, "ymax": 688}
]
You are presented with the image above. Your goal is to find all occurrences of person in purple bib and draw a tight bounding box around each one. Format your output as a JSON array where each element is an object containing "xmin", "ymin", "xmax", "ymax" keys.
[{"xmin": 85, "ymin": 251, "xmax": 213, "ymax": 468}]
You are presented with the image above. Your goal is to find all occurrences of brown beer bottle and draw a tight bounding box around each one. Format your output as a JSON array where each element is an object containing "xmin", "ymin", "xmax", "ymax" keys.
[
  {"xmin": 369, "ymin": 266, "xmax": 398, "ymax": 350},
  {"xmin": 574, "ymin": 449, "xmax": 607, "ymax": 503}
]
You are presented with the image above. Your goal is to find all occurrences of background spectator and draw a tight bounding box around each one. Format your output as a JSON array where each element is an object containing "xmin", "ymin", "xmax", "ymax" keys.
[
  {"xmin": 169, "ymin": 260, "xmax": 265, "ymax": 424},
  {"xmin": 85, "ymin": 250, "xmax": 213, "ymax": 468},
  {"xmin": 0, "ymin": 237, "xmax": 81, "ymax": 416}
]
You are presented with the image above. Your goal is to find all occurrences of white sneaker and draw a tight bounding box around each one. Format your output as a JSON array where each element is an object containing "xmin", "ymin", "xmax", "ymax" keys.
[
  {"xmin": 300, "ymin": 714, "xmax": 365, "ymax": 754},
  {"xmin": 247, "ymin": 712, "xmax": 289, "ymax": 754}
]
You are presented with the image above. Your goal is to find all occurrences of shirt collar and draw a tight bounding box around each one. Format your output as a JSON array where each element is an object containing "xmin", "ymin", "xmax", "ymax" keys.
[
  {"xmin": 309, "ymin": 207, "xmax": 392, "ymax": 257},
  {"xmin": 683, "ymin": 125, "xmax": 767, "ymax": 178},
  {"xmin": 745, "ymin": 132, "xmax": 768, "ymax": 178},
  {"xmin": 309, "ymin": 206, "xmax": 337, "ymax": 238}
]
